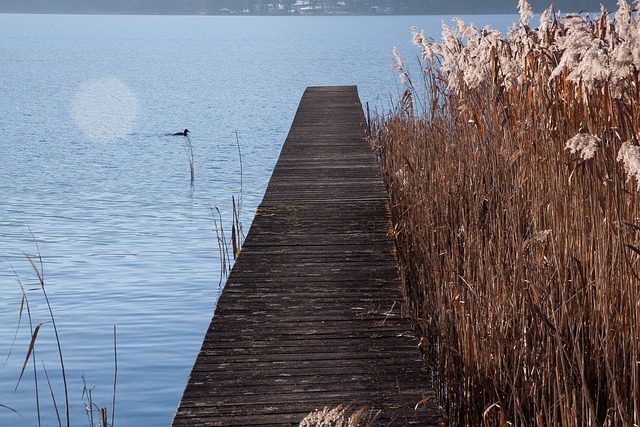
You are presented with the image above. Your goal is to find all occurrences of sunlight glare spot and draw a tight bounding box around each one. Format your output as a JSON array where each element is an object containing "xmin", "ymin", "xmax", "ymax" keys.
[{"xmin": 71, "ymin": 77, "xmax": 138, "ymax": 142}]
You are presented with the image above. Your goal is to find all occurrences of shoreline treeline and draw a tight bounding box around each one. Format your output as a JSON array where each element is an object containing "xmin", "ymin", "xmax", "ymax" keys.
[{"xmin": 0, "ymin": 0, "xmax": 618, "ymax": 16}]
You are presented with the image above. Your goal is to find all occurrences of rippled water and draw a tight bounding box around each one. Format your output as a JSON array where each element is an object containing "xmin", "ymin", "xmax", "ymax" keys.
[{"xmin": 0, "ymin": 13, "xmax": 516, "ymax": 426}]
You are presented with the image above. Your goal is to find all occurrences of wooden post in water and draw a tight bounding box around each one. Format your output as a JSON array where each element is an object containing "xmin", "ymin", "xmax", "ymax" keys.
[{"xmin": 171, "ymin": 86, "xmax": 441, "ymax": 426}]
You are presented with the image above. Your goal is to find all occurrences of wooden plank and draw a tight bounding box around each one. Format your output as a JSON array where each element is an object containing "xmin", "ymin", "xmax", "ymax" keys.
[{"xmin": 171, "ymin": 86, "xmax": 441, "ymax": 426}]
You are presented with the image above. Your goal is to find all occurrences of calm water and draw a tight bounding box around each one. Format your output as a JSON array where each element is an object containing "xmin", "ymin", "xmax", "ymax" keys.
[{"xmin": 0, "ymin": 13, "xmax": 516, "ymax": 426}]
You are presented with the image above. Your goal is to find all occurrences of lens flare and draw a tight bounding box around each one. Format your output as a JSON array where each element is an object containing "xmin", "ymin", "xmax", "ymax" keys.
[{"xmin": 71, "ymin": 77, "xmax": 138, "ymax": 142}]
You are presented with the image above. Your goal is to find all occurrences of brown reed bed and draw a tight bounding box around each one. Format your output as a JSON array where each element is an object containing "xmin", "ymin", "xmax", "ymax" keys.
[{"xmin": 369, "ymin": 1, "xmax": 640, "ymax": 425}]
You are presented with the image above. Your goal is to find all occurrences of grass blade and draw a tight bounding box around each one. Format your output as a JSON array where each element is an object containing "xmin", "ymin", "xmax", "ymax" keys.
[
  {"xmin": 15, "ymin": 321, "xmax": 46, "ymax": 393},
  {"xmin": 42, "ymin": 362, "xmax": 62, "ymax": 427},
  {"xmin": 111, "ymin": 325, "xmax": 117, "ymax": 427},
  {"xmin": 0, "ymin": 403, "xmax": 22, "ymax": 417}
]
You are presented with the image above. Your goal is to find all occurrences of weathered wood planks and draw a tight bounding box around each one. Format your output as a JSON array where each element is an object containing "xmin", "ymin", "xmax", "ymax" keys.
[{"xmin": 171, "ymin": 86, "xmax": 441, "ymax": 426}]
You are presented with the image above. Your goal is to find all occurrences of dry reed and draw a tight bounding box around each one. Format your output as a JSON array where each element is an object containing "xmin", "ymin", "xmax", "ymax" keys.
[
  {"xmin": 299, "ymin": 404, "xmax": 381, "ymax": 427},
  {"xmin": 181, "ymin": 132, "xmax": 195, "ymax": 189},
  {"xmin": 211, "ymin": 198, "xmax": 244, "ymax": 285},
  {"xmin": 370, "ymin": 1, "xmax": 640, "ymax": 425},
  {"xmin": 212, "ymin": 132, "xmax": 245, "ymax": 283},
  {"xmin": 8, "ymin": 234, "xmax": 118, "ymax": 427}
]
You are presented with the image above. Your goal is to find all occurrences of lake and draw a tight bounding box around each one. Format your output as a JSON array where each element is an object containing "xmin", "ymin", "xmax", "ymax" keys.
[{"xmin": 0, "ymin": 13, "xmax": 517, "ymax": 426}]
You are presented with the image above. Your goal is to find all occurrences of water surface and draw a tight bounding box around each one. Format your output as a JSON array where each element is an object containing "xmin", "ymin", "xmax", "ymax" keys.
[{"xmin": 0, "ymin": 13, "xmax": 517, "ymax": 426}]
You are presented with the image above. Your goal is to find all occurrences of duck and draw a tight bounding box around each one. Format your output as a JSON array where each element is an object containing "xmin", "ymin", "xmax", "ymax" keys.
[{"xmin": 174, "ymin": 129, "xmax": 189, "ymax": 136}]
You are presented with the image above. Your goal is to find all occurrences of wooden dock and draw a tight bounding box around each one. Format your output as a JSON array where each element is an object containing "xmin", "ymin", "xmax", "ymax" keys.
[{"xmin": 171, "ymin": 86, "xmax": 441, "ymax": 426}]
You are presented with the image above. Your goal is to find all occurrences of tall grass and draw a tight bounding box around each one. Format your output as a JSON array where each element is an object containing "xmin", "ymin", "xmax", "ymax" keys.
[
  {"xmin": 13, "ymin": 233, "xmax": 71, "ymax": 427},
  {"xmin": 212, "ymin": 130, "xmax": 246, "ymax": 284},
  {"xmin": 370, "ymin": 1, "xmax": 640, "ymax": 425},
  {"xmin": 7, "ymin": 234, "xmax": 118, "ymax": 427}
]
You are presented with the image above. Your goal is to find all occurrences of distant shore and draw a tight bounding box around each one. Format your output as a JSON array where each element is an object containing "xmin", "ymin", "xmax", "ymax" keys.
[{"xmin": 0, "ymin": 0, "xmax": 619, "ymax": 17}]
